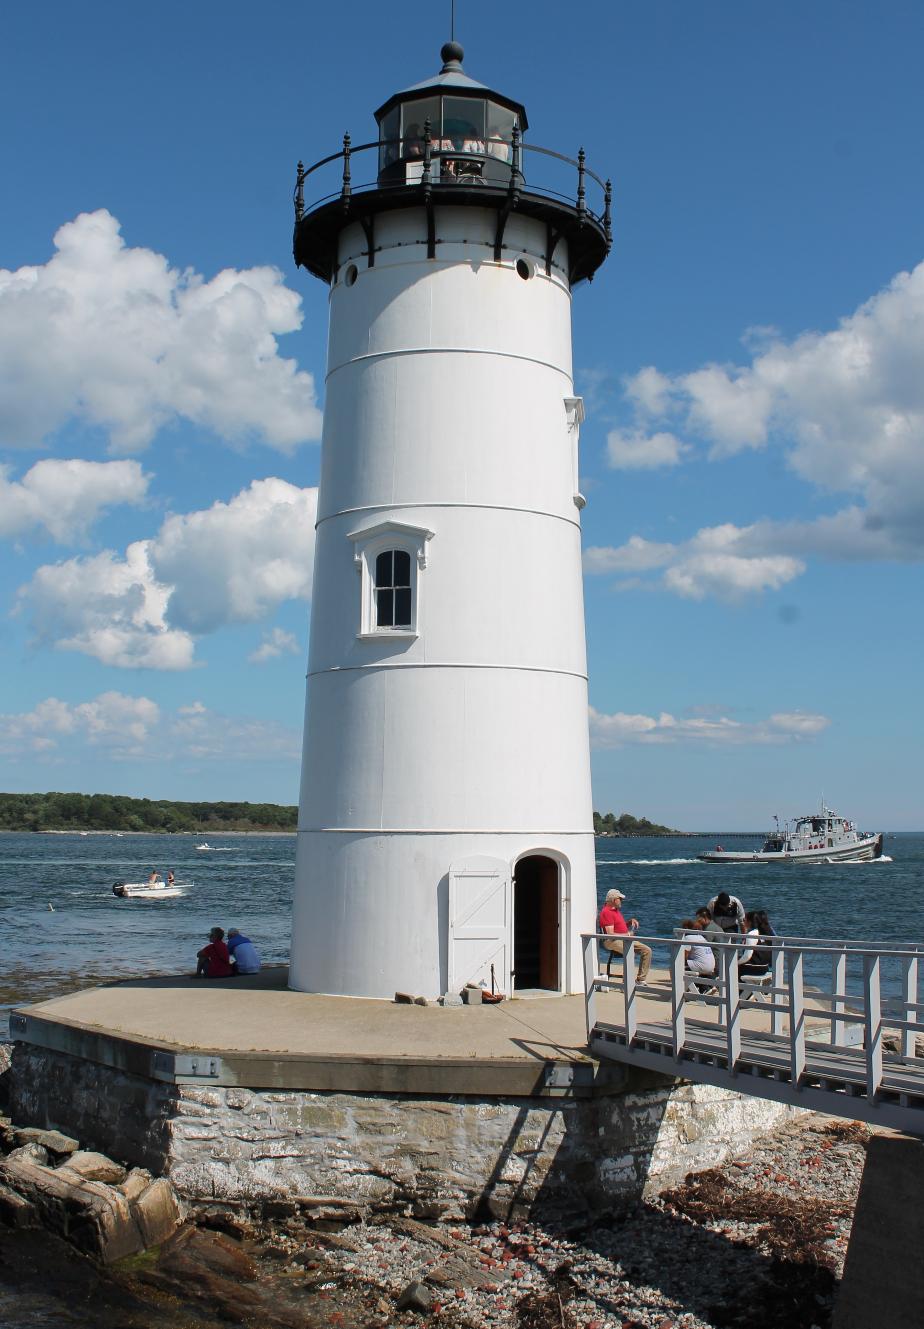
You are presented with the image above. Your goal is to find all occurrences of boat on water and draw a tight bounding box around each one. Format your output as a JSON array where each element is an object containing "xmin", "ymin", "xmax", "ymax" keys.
[
  {"xmin": 196, "ymin": 843, "xmax": 233, "ymax": 851},
  {"xmin": 698, "ymin": 805, "xmax": 884, "ymax": 864},
  {"xmin": 112, "ymin": 879, "xmax": 190, "ymax": 898}
]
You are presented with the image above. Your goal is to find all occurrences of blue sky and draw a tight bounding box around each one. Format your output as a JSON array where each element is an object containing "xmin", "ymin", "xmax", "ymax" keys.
[{"xmin": 1, "ymin": 1, "xmax": 922, "ymax": 829}]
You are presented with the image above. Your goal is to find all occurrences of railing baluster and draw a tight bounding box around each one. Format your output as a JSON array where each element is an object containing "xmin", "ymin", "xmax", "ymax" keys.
[
  {"xmin": 671, "ymin": 941, "xmax": 686, "ymax": 1057},
  {"xmin": 724, "ymin": 945, "xmax": 741, "ymax": 1069},
  {"xmin": 771, "ymin": 940, "xmax": 785, "ymax": 1037},
  {"xmin": 623, "ymin": 938, "xmax": 637, "ymax": 1046},
  {"xmin": 864, "ymin": 954, "xmax": 883, "ymax": 1097},
  {"xmin": 576, "ymin": 147, "xmax": 586, "ymax": 225},
  {"xmin": 789, "ymin": 948, "xmax": 806, "ymax": 1085},
  {"xmin": 902, "ymin": 956, "xmax": 919, "ymax": 1060},
  {"xmin": 510, "ymin": 122, "xmax": 521, "ymax": 203},
  {"xmin": 583, "ymin": 933, "xmax": 598, "ymax": 1041},
  {"xmin": 341, "ymin": 133, "xmax": 352, "ymax": 211},
  {"xmin": 603, "ymin": 178, "xmax": 612, "ymax": 250},
  {"xmin": 832, "ymin": 947, "xmax": 847, "ymax": 1047}
]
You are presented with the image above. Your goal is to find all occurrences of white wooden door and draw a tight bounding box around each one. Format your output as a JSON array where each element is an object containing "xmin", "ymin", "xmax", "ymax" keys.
[{"xmin": 448, "ymin": 855, "xmax": 510, "ymax": 994}]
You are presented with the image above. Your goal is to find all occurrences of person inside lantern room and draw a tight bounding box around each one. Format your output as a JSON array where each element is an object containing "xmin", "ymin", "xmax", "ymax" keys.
[
  {"xmin": 195, "ymin": 927, "xmax": 235, "ymax": 979},
  {"xmin": 707, "ymin": 890, "xmax": 746, "ymax": 935},
  {"xmin": 598, "ymin": 888, "xmax": 652, "ymax": 982},
  {"xmin": 403, "ymin": 122, "xmax": 423, "ymax": 158}
]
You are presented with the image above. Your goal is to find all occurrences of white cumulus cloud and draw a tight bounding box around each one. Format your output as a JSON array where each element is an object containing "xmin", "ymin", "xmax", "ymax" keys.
[
  {"xmin": 0, "ymin": 458, "xmax": 149, "ymax": 543},
  {"xmin": 609, "ymin": 260, "xmax": 924, "ymax": 570},
  {"xmin": 16, "ymin": 479, "xmax": 318, "ymax": 669},
  {"xmin": 249, "ymin": 628, "xmax": 300, "ymax": 664},
  {"xmin": 0, "ymin": 210, "xmax": 321, "ymax": 453},
  {"xmin": 585, "ymin": 523, "xmax": 805, "ymax": 600},
  {"xmin": 149, "ymin": 479, "xmax": 318, "ymax": 633},
  {"xmin": 0, "ymin": 691, "xmax": 160, "ymax": 756},
  {"xmin": 589, "ymin": 706, "xmax": 830, "ymax": 748},
  {"xmin": 606, "ymin": 428, "xmax": 689, "ymax": 470}
]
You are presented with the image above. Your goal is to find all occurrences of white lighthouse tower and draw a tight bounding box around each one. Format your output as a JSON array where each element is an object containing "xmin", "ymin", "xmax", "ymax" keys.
[{"xmin": 290, "ymin": 43, "xmax": 611, "ymax": 1001}]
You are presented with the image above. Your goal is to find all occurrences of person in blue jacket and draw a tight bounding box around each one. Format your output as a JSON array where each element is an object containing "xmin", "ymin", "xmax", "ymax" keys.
[{"xmin": 226, "ymin": 928, "xmax": 261, "ymax": 975}]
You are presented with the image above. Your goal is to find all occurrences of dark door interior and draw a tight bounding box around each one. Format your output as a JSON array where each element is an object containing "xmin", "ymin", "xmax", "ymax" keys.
[{"xmin": 513, "ymin": 855, "xmax": 559, "ymax": 990}]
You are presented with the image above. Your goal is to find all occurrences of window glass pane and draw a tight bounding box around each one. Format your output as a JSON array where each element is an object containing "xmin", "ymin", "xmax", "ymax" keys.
[
  {"xmin": 376, "ymin": 589, "xmax": 394, "ymax": 627},
  {"xmin": 393, "ymin": 549, "xmax": 411, "ymax": 587},
  {"xmin": 442, "ymin": 97, "xmax": 485, "ymax": 149},
  {"xmin": 401, "ymin": 98, "xmax": 440, "ymax": 153},
  {"xmin": 375, "ymin": 550, "xmax": 393, "ymax": 587},
  {"xmin": 485, "ymin": 104, "xmax": 515, "ymax": 161},
  {"xmin": 379, "ymin": 108, "xmax": 399, "ymax": 171},
  {"xmin": 394, "ymin": 588, "xmax": 412, "ymax": 627}
]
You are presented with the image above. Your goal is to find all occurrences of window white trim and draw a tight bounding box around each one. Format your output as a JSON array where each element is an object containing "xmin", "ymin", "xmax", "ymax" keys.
[{"xmin": 347, "ymin": 519, "xmax": 434, "ymax": 639}]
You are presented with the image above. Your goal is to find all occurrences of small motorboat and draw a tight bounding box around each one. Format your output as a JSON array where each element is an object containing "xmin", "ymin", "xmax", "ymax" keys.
[
  {"xmin": 196, "ymin": 842, "xmax": 233, "ymax": 851},
  {"xmin": 698, "ymin": 804, "xmax": 883, "ymax": 864},
  {"xmin": 112, "ymin": 879, "xmax": 190, "ymax": 899}
]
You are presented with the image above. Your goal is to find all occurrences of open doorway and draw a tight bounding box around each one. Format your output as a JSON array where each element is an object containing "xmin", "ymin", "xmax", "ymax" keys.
[{"xmin": 512, "ymin": 855, "xmax": 560, "ymax": 992}]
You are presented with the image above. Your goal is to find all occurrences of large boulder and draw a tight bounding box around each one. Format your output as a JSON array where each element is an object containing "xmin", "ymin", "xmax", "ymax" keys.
[{"xmin": 57, "ymin": 1151, "xmax": 127, "ymax": 1185}]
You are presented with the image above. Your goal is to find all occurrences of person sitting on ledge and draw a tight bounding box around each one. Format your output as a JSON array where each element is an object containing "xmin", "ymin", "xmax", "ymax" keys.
[
  {"xmin": 196, "ymin": 926, "xmax": 234, "ymax": 979},
  {"xmin": 227, "ymin": 927, "xmax": 261, "ymax": 975}
]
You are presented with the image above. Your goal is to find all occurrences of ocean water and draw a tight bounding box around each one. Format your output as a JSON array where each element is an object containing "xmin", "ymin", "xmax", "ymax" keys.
[{"xmin": 0, "ymin": 829, "xmax": 920, "ymax": 1033}]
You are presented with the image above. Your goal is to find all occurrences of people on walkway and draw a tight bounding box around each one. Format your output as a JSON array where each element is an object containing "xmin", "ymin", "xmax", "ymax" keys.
[
  {"xmin": 680, "ymin": 918, "xmax": 716, "ymax": 979},
  {"xmin": 195, "ymin": 927, "xmax": 235, "ymax": 979},
  {"xmin": 598, "ymin": 888, "xmax": 652, "ymax": 982},
  {"xmin": 739, "ymin": 910, "xmax": 774, "ymax": 976},
  {"xmin": 227, "ymin": 928, "xmax": 261, "ymax": 975},
  {"xmin": 708, "ymin": 891, "xmax": 746, "ymax": 934}
]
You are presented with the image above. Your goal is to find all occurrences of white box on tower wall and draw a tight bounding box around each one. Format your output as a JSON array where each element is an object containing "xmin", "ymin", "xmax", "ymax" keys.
[{"xmin": 289, "ymin": 43, "xmax": 611, "ymax": 1000}]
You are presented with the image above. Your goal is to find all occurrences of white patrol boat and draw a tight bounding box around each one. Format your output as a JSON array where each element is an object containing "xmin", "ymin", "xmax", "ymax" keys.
[{"xmin": 698, "ymin": 805, "xmax": 883, "ymax": 864}]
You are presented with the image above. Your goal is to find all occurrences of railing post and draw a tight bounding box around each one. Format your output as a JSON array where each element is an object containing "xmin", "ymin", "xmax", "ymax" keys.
[
  {"xmin": 723, "ymin": 945, "xmax": 741, "ymax": 1069},
  {"xmin": 583, "ymin": 934, "xmax": 598, "ymax": 1041},
  {"xmin": 576, "ymin": 147, "xmax": 586, "ymax": 225},
  {"xmin": 902, "ymin": 955, "xmax": 919, "ymax": 1060},
  {"xmin": 341, "ymin": 132, "xmax": 352, "ymax": 211},
  {"xmin": 623, "ymin": 939, "xmax": 637, "ymax": 1046},
  {"xmin": 603, "ymin": 178, "xmax": 612, "ymax": 251},
  {"xmin": 510, "ymin": 122, "xmax": 521, "ymax": 203},
  {"xmin": 294, "ymin": 160, "xmax": 305, "ymax": 224},
  {"xmin": 863, "ymin": 953, "xmax": 883, "ymax": 1097},
  {"xmin": 671, "ymin": 940, "xmax": 686, "ymax": 1057},
  {"xmin": 788, "ymin": 948, "xmax": 806, "ymax": 1086},
  {"xmin": 771, "ymin": 940, "xmax": 785, "ymax": 1037},
  {"xmin": 832, "ymin": 946, "xmax": 847, "ymax": 1047},
  {"xmin": 422, "ymin": 118, "xmax": 432, "ymax": 196}
]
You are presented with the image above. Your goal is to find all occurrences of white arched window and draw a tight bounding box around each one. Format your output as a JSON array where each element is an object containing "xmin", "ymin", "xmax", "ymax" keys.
[{"xmin": 348, "ymin": 518, "xmax": 434, "ymax": 639}]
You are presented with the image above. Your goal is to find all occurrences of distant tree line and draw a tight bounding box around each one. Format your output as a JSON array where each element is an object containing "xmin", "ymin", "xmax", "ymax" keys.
[
  {"xmin": 593, "ymin": 810, "xmax": 677, "ymax": 837},
  {"xmin": 0, "ymin": 792, "xmax": 297, "ymax": 833}
]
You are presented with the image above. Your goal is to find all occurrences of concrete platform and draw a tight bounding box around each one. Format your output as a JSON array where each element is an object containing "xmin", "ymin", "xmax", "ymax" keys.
[{"xmin": 12, "ymin": 966, "xmax": 635, "ymax": 1098}]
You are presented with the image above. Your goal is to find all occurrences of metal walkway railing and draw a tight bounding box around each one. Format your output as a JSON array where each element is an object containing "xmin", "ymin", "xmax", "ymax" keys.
[{"xmin": 582, "ymin": 931, "xmax": 924, "ymax": 1136}]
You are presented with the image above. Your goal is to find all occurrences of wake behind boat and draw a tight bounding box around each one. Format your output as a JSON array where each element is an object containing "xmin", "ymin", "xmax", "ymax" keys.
[
  {"xmin": 112, "ymin": 879, "xmax": 191, "ymax": 898},
  {"xmin": 699, "ymin": 804, "xmax": 883, "ymax": 864}
]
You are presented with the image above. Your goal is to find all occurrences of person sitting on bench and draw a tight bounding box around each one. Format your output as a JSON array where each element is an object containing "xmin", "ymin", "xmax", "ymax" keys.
[{"xmin": 739, "ymin": 909, "xmax": 774, "ymax": 977}]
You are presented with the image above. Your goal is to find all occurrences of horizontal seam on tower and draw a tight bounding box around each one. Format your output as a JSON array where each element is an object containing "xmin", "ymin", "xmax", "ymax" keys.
[
  {"xmin": 325, "ymin": 346, "xmax": 574, "ymax": 383},
  {"xmin": 315, "ymin": 501, "xmax": 581, "ymax": 531},
  {"xmin": 306, "ymin": 663, "xmax": 589, "ymax": 681},
  {"xmin": 298, "ymin": 827, "xmax": 594, "ymax": 836}
]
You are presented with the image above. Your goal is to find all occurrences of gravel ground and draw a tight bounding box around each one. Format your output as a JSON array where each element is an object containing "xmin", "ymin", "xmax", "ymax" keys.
[{"xmin": 223, "ymin": 1111, "xmax": 869, "ymax": 1329}]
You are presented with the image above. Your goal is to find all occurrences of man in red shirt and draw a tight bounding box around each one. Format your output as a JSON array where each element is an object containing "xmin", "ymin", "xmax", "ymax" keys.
[
  {"xmin": 598, "ymin": 887, "xmax": 652, "ymax": 982},
  {"xmin": 195, "ymin": 926, "xmax": 235, "ymax": 978}
]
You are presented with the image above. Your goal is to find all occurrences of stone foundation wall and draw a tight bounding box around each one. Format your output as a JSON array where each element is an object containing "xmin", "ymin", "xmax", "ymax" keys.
[{"xmin": 8, "ymin": 1047, "xmax": 802, "ymax": 1222}]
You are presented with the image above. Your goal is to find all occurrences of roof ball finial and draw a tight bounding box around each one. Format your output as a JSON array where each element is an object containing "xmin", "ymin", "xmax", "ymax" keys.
[{"xmin": 440, "ymin": 40, "xmax": 464, "ymax": 70}]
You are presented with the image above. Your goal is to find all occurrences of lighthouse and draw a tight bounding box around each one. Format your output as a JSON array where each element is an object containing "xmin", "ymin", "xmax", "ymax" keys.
[{"xmin": 289, "ymin": 43, "xmax": 611, "ymax": 1001}]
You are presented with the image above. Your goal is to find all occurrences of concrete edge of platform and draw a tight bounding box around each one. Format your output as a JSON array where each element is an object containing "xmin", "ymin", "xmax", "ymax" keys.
[{"xmin": 9, "ymin": 1007, "xmax": 632, "ymax": 1098}]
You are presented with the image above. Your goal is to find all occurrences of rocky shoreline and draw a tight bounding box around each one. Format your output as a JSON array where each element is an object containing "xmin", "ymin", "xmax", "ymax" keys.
[{"xmin": 0, "ymin": 1105, "xmax": 868, "ymax": 1329}]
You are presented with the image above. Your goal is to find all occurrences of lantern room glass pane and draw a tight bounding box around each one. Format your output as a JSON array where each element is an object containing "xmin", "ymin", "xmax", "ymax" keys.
[
  {"xmin": 401, "ymin": 98, "xmax": 440, "ymax": 152},
  {"xmin": 442, "ymin": 97, "xmax": 485, "ymax": 150},
  {"xmin": 486, "ymin": 103, "xmax": 516, "ymax": 161},
  {"xmin": 379, "ymin": 107, "xmax": 399, "ymax": 172}
]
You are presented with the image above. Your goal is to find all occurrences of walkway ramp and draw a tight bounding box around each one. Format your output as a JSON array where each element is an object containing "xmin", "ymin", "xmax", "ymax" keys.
[{"xmin": 583, "ymin": 931, "xmax": 924, "ymax": 1136}]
